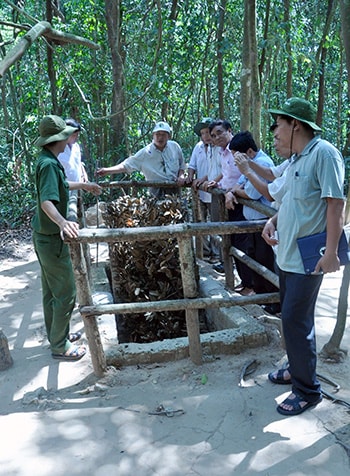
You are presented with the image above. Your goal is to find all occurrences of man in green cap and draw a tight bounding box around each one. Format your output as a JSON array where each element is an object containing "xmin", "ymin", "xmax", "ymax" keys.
[
  {"xmin": 32, "ymin": 115, "xmax": 102, "ymax": 361},
  {"xmin": 262, "ymin": 97, "xmax": 345, "ymax": 415}
]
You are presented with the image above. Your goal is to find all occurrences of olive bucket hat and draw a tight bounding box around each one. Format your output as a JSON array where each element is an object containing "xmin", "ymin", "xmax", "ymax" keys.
[
  {"xmin": 34, "ymin": 115, "xmax": 79, "ymax": 147},
  {"xmin": 194, "ymin": 117, "xmax": 213, "ymax": 136},
  {"xmin": 268, "ymin": 97, "xmax": 322, "ymax": 132}
]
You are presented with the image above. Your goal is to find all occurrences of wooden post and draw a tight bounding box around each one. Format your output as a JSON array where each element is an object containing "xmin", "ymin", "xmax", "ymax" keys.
[
  {"xmin": 217, "ymin": 194, "xmax": 235, "ymax": 289},
  {"xmin": 191, "ymin": 188, "xmax": 203, "ymax": 260},
  {"xmin": 177, "ymin": 236, "xmax": 202, "ymax": 365},
  {"xmin": 69, "ymin": 242, "xmax": 107, "ymax": 377}
]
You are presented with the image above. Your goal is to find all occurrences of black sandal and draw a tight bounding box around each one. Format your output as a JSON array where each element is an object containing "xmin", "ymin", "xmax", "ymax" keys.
[
  {"xmin": 68, "ymin": 332, "xmax": 82, "ymax": 343},
  {"xmin": 268, "ymin": 368, "xmax": 292, "ymax": 385},
  {"xmin": 277, "ymin": 392, "xmax": 322, "ymax": 416}
]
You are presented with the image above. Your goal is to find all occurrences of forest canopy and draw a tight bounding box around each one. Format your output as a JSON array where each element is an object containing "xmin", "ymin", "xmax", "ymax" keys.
[{"xmin": 0, "ymin": 0, "xmax": 349, "ymax": 227}]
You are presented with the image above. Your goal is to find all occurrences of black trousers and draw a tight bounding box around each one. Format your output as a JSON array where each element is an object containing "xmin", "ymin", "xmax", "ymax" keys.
[{"xmin": 279, "ymin": 269, "xmax": 323, "ymax": 402}]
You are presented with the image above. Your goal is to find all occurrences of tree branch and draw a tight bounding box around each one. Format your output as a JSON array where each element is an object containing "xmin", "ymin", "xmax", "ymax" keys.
[{"xmin": 0, "ymin": 20, "xmax": 99, "ymax": 77}]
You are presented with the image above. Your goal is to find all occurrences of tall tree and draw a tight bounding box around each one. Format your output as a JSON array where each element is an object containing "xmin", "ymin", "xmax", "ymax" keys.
[
  {"xmin": 339, "ymin": 0, "xmax": 350, "ymax": 156},
  {"xmin": 283, "ymin": 0, "xmax": 292, "ymax": 97},
  {"xmin": 240, "ymin": 0, "xmax": 251, "ymax": 131},
  {"xmin": 104, "ymin": 0, "xmax": 127, "ymax": 157},
  {"xmin": 240, "ymin": 0, "xmax": 261, "ymax": 144},
  {"xmin": 248, "ymin": 0, "xmax": 261, "ymax": 144},
  {"xmin": 216, "ymin": 0, "xmax": 227, "ymax": 118},
  {"xmin": 46, "ymin": 0, "xmax": 58, "ymax": 113}
]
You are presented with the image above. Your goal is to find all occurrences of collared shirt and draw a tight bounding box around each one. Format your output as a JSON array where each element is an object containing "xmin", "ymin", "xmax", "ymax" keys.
[
  {"xmin": 58, "ymin": 143, "xmax": 83, "ymax": 182},
  {"xmin": 277, "ymin": 137, "xmax": 345, "ymax": 273},
  {"xmin": 123, "ymin": 140, "xmax": 185, "ymax": 182},
  {"xmin": 188, "ymin": 142, "xmax": 221, "ymax": 202},
  {"xmin": 32, "ymin": 149, "xmax": 69, "ymax": 235},
  {"xmin": 270, "ymin": 159, "xmax": 290, "ymax": 178},
  {"xmin": 218, "ymin": 144, "xmax": 241, "ymax": 190},
  {"xmin": 242, "ymin": 149, "xmax": 275, "ymax": 220},
  {"xmin": 268, "ymin": 159, "xmax": 291, "ymax": 207}
]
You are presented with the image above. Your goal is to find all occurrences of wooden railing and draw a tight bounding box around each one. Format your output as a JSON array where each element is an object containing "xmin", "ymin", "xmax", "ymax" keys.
[{"xmin": 67, "ymin": 182, "xmax": 279, "ymax": 376}]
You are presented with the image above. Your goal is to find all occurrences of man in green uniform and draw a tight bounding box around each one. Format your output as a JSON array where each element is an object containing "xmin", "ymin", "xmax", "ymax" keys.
[{"xmin": 32, "ymin": 115, "xmax": 101, "ymax": 361}]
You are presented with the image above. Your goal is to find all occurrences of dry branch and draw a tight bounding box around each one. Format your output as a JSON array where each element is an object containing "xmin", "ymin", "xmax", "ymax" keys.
[{"xmin": 0, "ymin": 20, "xmax": 99, "ymax": 77}]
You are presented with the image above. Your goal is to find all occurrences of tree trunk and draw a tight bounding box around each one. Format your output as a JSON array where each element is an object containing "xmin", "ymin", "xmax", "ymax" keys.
[
  {"xmin": 240, "ymin": 1, "xmax": 251, "ymax": 131},
  {"xmin": 340, "ymin": 0, "xmax": 350, "ymax": 155},
  {"xmin": 306, "ymin": 0, "xmax": 335, "ymax": 101},
  {"xmin": 258, "ymin": 0, "xmax": 270, "ymax": 86},
  {"xmin": 104, "ymin": 0, "xmax": 127, "ymax": 158},
  {"xmin": 248, "ymin": 0, "xmax": 261, "ymax": 145},
  {"xmin": 217, "ymin": 0, "xmax": 227, "ymax": 118},
  {"xmin": 316, "ymin": 47, "xmax": 327, "ymax": 127},
  {"xmin": 283, "ymin": 0, "xmax": 292, "ymax": 97},
  {"xmin": 46, "ymin": 0, "xmax": 58, "ymax": 113},
  {"xmin": 319, "ymin": 188, "xmax": 350, "ymax": 361},
  {"xmin": 320, "ymin": 263, "xmax": 350, "ymax": 362}
]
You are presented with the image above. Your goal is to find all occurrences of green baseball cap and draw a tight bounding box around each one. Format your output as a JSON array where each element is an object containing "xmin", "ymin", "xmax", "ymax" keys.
[
  {"xmin": 194, "ymin": 117, "xmax": 213, "ymax": 136},
  {"xmin": 35, "ymin": 115, "xmax": 79, "ymax": 146},
  {"xmin": 268, "ymin": 97, "xmax": 322, "ymax": 132}
]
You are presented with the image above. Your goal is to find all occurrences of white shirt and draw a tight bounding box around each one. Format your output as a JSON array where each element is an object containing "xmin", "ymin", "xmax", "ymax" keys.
[
  {"xmin": 123, "ymin": 140, "xmax": 185, "ymax": 182},
  {"xmin": 58, "ymin": 143, "xmax": 84, "ymax": 182},
  {"xmin": 242, "ymin": 150, "xmax": 275, "ymax": 220},
  {"xmin": 188, "ymin": 143, "xmax": 221, "ymax": 202}
]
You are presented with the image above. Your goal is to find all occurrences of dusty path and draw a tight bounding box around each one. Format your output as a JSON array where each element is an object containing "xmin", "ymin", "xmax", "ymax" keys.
[{"xmin": 0, "ymin": 242, "xmax": 350, "ymax": 476}]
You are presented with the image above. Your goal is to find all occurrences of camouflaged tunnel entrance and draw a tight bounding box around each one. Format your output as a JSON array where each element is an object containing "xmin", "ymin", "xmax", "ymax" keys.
[{"xmin": 102, "ymin": 194, "xmax": 206, "ymax": 343}]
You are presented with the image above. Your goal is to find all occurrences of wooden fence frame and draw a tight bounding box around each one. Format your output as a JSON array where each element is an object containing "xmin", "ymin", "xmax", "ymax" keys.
[{"xmin": 67, "ymin": 182, "xmax": 280, "ymax": 376}]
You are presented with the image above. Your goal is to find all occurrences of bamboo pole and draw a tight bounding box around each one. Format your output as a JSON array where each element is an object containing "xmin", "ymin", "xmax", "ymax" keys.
[
  {"xmin": 66, "ymin": 220, "xmax": 267, "ymax": 244},
  {"xmin": 230, "ymin": 246, "xmax": 280, "ymax": 288},
  {"xmin": 177, "ymin": 236, "xmax": 202, "ymax": 365},
  {"xmin": 80, "ymin": 292, "xmax": 280, "ymax": 317}
]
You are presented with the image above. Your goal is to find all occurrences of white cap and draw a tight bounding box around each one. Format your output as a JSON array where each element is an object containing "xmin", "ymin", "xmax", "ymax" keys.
[{"xmin": 152, "ymin": 121, "xmax": 172, "ymax": 134}]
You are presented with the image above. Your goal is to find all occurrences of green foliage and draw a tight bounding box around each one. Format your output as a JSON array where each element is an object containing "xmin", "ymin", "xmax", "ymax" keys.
[
  {"xmin": 0, "ymin": 0, "xmax": 350, "ymax": 227},
  {"xmin": 0, "ymin": 152, "xmax": 36, "ymax": 229}
]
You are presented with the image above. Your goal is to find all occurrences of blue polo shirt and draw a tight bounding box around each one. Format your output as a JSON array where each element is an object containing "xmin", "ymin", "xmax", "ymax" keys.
[{"xmin": 277, "ymin": 137, "xmax": 345, "ymax": 273}]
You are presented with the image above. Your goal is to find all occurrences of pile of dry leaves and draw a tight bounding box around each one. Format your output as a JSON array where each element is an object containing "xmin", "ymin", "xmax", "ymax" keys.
[{"xmin": 103, "ymin": 194, "xmax": 192, "ymax": 343}]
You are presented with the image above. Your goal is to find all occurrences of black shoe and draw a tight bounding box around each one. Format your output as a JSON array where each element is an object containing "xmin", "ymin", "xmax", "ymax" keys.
[
  {"xmin": 213, "ymin": 263, "xmax": 225, "ymax": 274},
  {"xmin": 209, "ymin": 256, "xmax": 220, "ymax": 264},
  {"xmin": 263, "ymin": 303, "xmax": 281, "ymax": 315}
]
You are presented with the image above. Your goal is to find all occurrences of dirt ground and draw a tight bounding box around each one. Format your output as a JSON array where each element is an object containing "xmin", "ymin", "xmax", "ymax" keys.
[{"xmin": 0, "ymin": 232, "xmax": 350, "ymax": 476}]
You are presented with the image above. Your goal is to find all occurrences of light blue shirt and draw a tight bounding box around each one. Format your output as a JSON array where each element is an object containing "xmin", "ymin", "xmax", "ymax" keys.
[{"xmin": 277, "ymin": 137, "xmax": 345, "ymax": 273}]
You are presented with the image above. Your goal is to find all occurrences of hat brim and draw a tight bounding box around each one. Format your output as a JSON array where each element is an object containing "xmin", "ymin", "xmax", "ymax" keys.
[
  {"xmin": 194, "ymin": 121, "xmax": 212, "ymax": 136},
  {"xmin": 34, "ymin": 126, "xmax": 79, "ymax": 147},
  {"xmin": 152, "ymin": 128, "xmax": 171, "ymax": 134},
  {"xmin": 268, "ymin": 108, "xmax": 322, "ymax": 132}
]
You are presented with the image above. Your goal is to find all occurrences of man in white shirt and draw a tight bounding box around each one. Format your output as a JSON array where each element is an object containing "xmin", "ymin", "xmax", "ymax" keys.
[
  {"xmin": 96, "ymin": 121, "xmax": 185, "ymax": 198},
  {"xmin": 186, "ymin": 118, "xmax": 221, "ymax": 261},
  {"xmin": 58, "ymin": 119, "xmax": 88, "ymax": 183}
]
